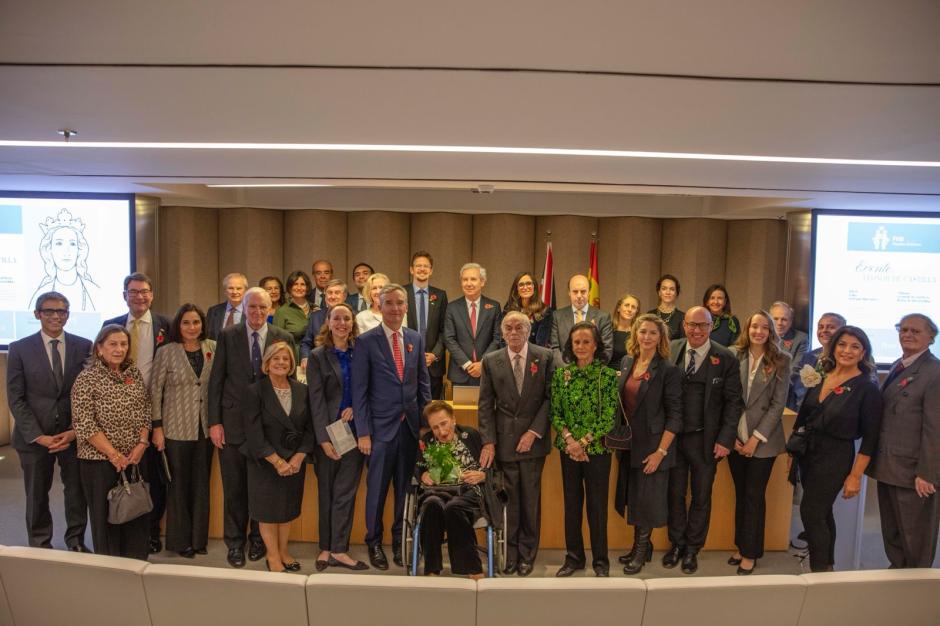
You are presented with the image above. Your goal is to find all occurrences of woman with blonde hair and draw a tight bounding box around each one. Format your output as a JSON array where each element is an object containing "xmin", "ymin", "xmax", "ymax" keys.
[
  {"xmin": 356, "ymin": 272, "xmax": 390, "ymax": 334},
  {"xmin": 611, "ymin": 293, "xmax": 641, "ymax": 367}
]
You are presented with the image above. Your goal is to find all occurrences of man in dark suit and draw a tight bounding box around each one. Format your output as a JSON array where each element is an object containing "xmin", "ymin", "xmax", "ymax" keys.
[
  {"xmin": 787, "ymin": 312, "xmax": 845, "ymax": 411},
  {"xmin": 299, "ymin": 279, "xmax": 348, "ymax": 368},
  {"xmin": 206, "ymin": 272, "xmax": 248, "ymax": 341},
  {"xmin": 443, "ymin": 263, "xmax": 501, "ymax": 387},
  {"xmin": 306, "ymin": 259, "xmax": 334, "ymax": 310},
  {"xmin": 404, "ymin": 251, "xmax": 448, "ymax": 399},
  {"xmin": 7, "ymin": 291, "xmax": 91, "ymax": 551},
  {"xmin": 352, "ymin": 284, "xmax": 431, "ymax": 570},
  {"xmin": 102, "ymin": 271, "xmax": 171, "ymax": 554},
  {"xmin": 347, "ymin": 262, "xmax": 373, "ymax": 313},
  {"xmin": 868, "ymin": 313, "xmax": 940, "ymax": 568},
  {"xmin": 663, "ymin": 305, "xmax": 743, "ymax": 574},
  {"xmin": 550, "ymin": 274, "xmax": 614, "ymax": 367},
  {"xmin": 477, "ymin": 311, "xmax": 555, "ymax": 576},
  {"xmin": 208, "ymin": 287, "xmax": 295, "ymax": 568}
]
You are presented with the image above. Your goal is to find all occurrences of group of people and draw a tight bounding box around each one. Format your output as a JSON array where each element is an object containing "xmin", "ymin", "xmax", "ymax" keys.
[{"xmin": 6, "ymin": 254, "xmax": 939, "ymax": 580}]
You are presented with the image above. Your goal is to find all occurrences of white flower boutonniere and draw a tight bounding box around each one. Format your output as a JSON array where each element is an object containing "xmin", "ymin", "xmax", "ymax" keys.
[{"xmin": 799, "ymin": 364, "xmax": 823, "ymax": 388}]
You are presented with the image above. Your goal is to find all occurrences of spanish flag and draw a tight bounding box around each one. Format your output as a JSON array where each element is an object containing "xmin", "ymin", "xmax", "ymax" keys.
[{"xmin": 588, "ymin": 239, "xmax": 600, "ymax": 308}]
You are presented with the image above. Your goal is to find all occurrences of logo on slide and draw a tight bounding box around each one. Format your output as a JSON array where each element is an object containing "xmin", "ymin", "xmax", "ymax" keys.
[
  {"xmin": 872, "ymin": 226, "xmax": 890, "ymax": 251},
  {"xmin": 847, "ymin": 222, "xmax": 940, "ymax": 254}
]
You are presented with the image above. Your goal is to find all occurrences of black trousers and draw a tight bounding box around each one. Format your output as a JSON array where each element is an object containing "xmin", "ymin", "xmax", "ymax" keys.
[
  {"xmin": 79, "ymin": 459, "xmax": 149, "ymax": 560},
  {"xmin": 420, "ymin": 488, "xmax": 483, "ymax": 575},
  {"xmin": 667, "ymin": 431, "xmax": 718, "ymax": 551},
  {"xmin": 799, "ymin": 434, "xmax": 854, "ymax": 572},
  {"xmin": 218, "ymin": 443, "xmax": 261, "ymax": 549},
  {"xmin": 19, "ymin": 444, "xmax": 87, "ymax": 548},
  {"xmin": 314, "ymin": 446, "xmax": 364, "ymax": 552},
  {"xmin": 143, "ymin": 444, "xmax": 167, "ymax": 541},
  {"xmin": 164, "ymin": 436, "xmax": 212, "ymax": 552},
  {"xmin": 499, "ymin": 456, "xmax": 545, "ymax": 564},
  {"xmin": 430, "ymin": 375, "xmax": 444, "ymax": 401},
  {"xmin": 560, "ymin": 452, "xmax": 611, "ymax": 567},
  {"xmin": 877, "ymin": 480, "xmax": 940, "ymax": 569},
  {"xmin": 728, "ymin": 451, "xmax": 776, "ymax": 559}
]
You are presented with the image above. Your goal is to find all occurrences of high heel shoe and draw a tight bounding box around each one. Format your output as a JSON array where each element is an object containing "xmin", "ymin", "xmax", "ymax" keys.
[{"xmin": 618, "ymin": 540, "xmax": 654, "ymax": 564}]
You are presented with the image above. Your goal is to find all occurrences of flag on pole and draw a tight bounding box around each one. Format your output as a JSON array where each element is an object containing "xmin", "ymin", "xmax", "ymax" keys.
[
  {"xmin": 541, "ymin": 240, "xmax": 556, "ymax": 309},
  {"xmin": 588, "ymin": 238, "xmax": 600, "ymax": 308}
]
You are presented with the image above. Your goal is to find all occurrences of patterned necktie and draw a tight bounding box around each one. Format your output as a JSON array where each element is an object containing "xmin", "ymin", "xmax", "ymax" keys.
[
  {"xmin": 513, "ymin": 353, "xmax": 524, "ymax": 394},
  {"xmin": 251, "ymin": 331, "xmax": 262, "ymax": 380},
  {"xmin": 50, "ymin": 339, "xmax": 64, "ymax": 391},
  {"xmin": 686, "ymin": 348, "xmax": 697, "ymax": 376},
  {"xmin": 224, "ymin": 308, "xmax": 235, "ymax": 328},
  {"xmin": 575, "ymin": 309, "xmax": 584, "ymax": 323},
  {"xmin": 418, "ymin": 289, "xmax": 427, "ymax": 335},
  {"xmin": 392, "ymin": 331, "xmax": 405, "ymax": 381},
  {"xmin": 130, "ymin": 318, "xmax": 140, "ymax": 363}
]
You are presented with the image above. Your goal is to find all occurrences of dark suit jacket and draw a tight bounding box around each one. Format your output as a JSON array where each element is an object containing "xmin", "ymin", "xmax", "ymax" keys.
[
  {"xmin": 352, "ymin": 325, "xmax": 431, "ymax": 442},
  {"xmin": 102, "ymin": 311, "xmax": 171, "ymax": 349},
  {"xmin": 241, "ymin": 378, "xmax": 315, "ymax": 461},
  {"xmin": 443, "ymin": 295, "xmax": 502, "ymax": 386},
  {"xmin": 405, "ymin": 284, "xmax": 448, "ymax": 379},
  {"xmin": 869, "ymin": 351, "xmax": 940, "ymax": 488},
  {"xmin": 615, "ymin": 354, "xmax": 684, "ymax": 470},
  {"xmin": 550, "ymin": 305, "xmax": 614, "ymax": 366},
  {"xmin": 669, "ymin": 339, "xmax": 744, "ymax": 457},
  {"xmin": 780, "ymin": 329, "xmax": 809, "ymax": 376},
  {"xmin": 7, "ymin": 331, "xmax": 92, "ymax": 453},
  {"xmin": 204, "ymin": 302, "xmax": 233, "ymax": 342},
  {"xmin": 307, "ymin": 344, "xmax": 353, "ymax": 444},
  {"xmin": 346, "ymin": 293, "xmax": 365, "ymax": 312},
  {"xmin": 477, "ymin": 344, "xmax": 555, "ymax": 462},
  {"xmin": 299, "ymin": 307, "xmax": 329, "ymax": 362},
  {"xmin": 207, "ymin": 323, "xmax": 295, "ymax": 445}
]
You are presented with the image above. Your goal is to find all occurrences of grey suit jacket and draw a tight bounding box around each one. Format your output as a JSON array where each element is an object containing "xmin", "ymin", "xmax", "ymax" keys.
[
  {"xmin": 733, "ymin": 348, "xmax": 790, "ymax": 458},
  {"xmin": 549, "ymin": 305, "xmax": 614, "ymax": 367},
  {"xmin": 207, "ymin": 323, "xmax": 295, "ymax": 445},
  {"xmin": 780, "ymin": 329, "xmax": 808, "ymax": 376},
  {"xmin": 7, "ymin": 331, "xmax": 92, "ymax": 453},
  {"xmin": 149, "ymin": 340, "xmax": 215, "ymax": 440},
  {"xmin": 868, "ymin": 351, "xmax": 940, "ymax": 488},
  {"xmin": 477, "ymin": 343, "xmax": 555, "ymax": 462},
  {"xmin": 443, "ymin": 295, "xmax": 502, "ymax": 385}
]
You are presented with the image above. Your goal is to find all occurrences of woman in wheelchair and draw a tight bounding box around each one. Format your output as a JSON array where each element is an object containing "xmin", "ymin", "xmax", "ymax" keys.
[{"xmin": 416, "ymin": 401, "xmax": 486, "ymax": 579}]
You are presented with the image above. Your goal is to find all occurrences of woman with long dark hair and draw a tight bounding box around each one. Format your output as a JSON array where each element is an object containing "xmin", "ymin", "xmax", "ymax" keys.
[
  {"xmin": 703, "ymin": 284, "xmax": 740, "ymax": 347},
  {"xmin": 502, "ymin": 271, "xmax": 553, "ymax": 347}
]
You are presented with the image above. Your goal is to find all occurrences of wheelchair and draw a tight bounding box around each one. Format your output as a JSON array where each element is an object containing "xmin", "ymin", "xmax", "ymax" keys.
[{"xmin": 402, "ymin": 469, "xmax": 507, "ymax": 577}]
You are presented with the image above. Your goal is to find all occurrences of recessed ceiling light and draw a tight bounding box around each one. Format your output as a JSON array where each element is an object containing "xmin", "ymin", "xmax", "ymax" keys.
[{"xmin": 0, "ymin": 140, "xmax": 937, "ymax": 168}]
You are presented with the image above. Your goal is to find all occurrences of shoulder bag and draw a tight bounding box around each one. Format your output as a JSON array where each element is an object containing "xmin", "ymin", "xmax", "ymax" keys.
[{"xmin": 107, "ymin": 464, "xmax": 154, "ymax": 524}]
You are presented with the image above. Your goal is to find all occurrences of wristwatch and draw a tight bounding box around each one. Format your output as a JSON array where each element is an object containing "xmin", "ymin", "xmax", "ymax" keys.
[{"xmin": 657, "ymin": 447, "xmax": 668, "ymax": 457}]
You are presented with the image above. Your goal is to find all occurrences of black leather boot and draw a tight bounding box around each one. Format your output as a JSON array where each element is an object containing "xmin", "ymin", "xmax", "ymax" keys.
[
  {"xmin": 623, "ymin": 527, "xmax": 653, "ymax": 575},
  {"xmin": 618, "ymin": 538, "xmax": 654, "ymax": 564}
]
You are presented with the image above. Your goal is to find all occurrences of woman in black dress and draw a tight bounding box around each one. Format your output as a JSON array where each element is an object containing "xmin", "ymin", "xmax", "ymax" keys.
[
  {"xmin": 615, "ymin": 314, "xmax": 683, "ymax": 575},
  {"xmin": 703, "ymin": 284, "xmax": 740, "ymax": 347},
  {"xmin": 611, "ymin": 293, "xmax": 640, "ymax": 367},
  {"xmin": 501, "ymin": 271, "xmax": 553, "ymax": 347},
  {"xmin": 242, "ymin": 340, "xmax": 315, "ymax": 573},
  {"xmin": 792, "ymin": 326, "xmax": 882, "ymax": 572},
  {"xmin": 648, "ymin": 274, "xmax": 685, "ymax": 340}
]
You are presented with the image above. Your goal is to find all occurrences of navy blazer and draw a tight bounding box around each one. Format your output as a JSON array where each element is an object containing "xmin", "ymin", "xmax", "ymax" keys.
[
  {"xmin": 102, "ymin": 311, "xmax": 171, "ymax": 349},
  {"xmin": 299, "ymin": 307, "xmax": 329, "ymax": 362},
  {"xmin": 7, "ymin": 331, "xmax": 92, "ymax": 453},
  {"xmin": 405, "ymin": 284, "xmax": 448, "ymax": 379},
  {"xmin": 352, "ymin": 325, "xmax": 431, "ymax": 442}
]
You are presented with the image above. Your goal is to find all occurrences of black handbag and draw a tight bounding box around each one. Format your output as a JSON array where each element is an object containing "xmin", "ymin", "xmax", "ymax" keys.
[
  {"xmin": 107, "ymin": 464, "xmax": 153, "ymax": 524},
  {"xmin": 603, "ymin": 371, "xmax": 632, "ymax": 451},
  {"xmin": 786, "ymin": 427, "xmax": 811, "ymax": 457}
]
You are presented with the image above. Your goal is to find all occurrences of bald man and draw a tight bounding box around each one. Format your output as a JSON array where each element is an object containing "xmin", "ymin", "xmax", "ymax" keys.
[{"xmin": 549, "ymin": 274, "xmax": 613, "ymax": 368}]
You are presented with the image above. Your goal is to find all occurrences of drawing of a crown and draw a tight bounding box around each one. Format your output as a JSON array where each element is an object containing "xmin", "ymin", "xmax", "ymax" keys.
[{"xmin": 39, "ymin": 209, "xmax": 85, "ymax": 235}]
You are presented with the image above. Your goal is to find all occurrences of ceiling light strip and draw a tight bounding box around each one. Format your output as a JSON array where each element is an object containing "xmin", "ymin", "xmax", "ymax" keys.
[{"xmin": 0, "ymin": 140, "xmax": 937, "ymax": 168}]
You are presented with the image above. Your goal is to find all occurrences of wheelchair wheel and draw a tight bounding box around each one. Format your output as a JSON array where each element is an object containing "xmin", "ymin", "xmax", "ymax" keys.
[
  {"xmin": 402, "ymin": 490, "xmax": 415, "ymax": 575},
  {"xmin": 496, "ymin": 504, "xmax": 508, "ymax": 572}
]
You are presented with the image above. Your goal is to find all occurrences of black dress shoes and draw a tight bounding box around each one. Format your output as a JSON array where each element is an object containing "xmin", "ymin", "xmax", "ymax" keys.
[
  {"xmin": 369, "ymin": 544, "xmax": 389, "ymax": 570},
  {"xmin": 195, "ymin": 547, "xmax": 208, "ymax": 555},
  {"xmin": 503, "ymin": 560, "xmax": 518, "ymax": 575},
  {"xmin": 593, "ymin": 563, "xmax": 610, "ymax": 577},
  {"xmin": 328, "ymin": 556, "xmax": 369, "ymax": 571},
  {"xmin": 248, "ymin": 540, "xmax": 266, "ymax": 562},
  {"xmin": 516, "ymin": 561, "xmax": 533, "ymax": 577},
  {"xmin": 728, "ymin": 555, "xmax": 743, "ymax": 566},
  {"xmin": 681, "ymin": 551, "xmax": 699, "ymax": 574},
  {"xmin": 178, "ymin": 547, "xmax": 196, "ymax": 559},
  {"xmin": 392, "ymin": 542, "xmax": 403, "ymax": 567},
  {"xmin": 68, "ymin": 544, "xmax": 91, "ymax": 553},
  {"xmin": 736, "ymin": 558, "xmax": 757, "ymax": 575},
  {"xmin": 315, "ymin": 558, "xmax": 330, "ymax": 572},
  {"xmin": 662, "ymin": 544, "xmax": 685, "ymax": 569},
  {"xmin": 149, "ymin": 538, "xmax": 162, "ymax": 554},
  {"xmin": 227, "ymin": 548, "xmax": 246, "ymax": 568},
  {"xmin": 555, "ymin": 562, "xmax": 582, "ymax": 577}
]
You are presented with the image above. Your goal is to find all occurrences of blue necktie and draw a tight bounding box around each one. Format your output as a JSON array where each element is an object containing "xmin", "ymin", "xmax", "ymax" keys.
[
  {"xmin": 251, "ymin": 331, "xmax": 262, "ymax": 379},
  {"xmin": 418, "ymin": 289, "xmax": 427, "ymax": 335}
]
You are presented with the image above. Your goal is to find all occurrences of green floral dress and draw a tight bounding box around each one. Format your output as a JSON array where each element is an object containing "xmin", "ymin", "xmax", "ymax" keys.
[{"xmin": 550, "ymin": 360, "xmax": 618, "ymax": 456}]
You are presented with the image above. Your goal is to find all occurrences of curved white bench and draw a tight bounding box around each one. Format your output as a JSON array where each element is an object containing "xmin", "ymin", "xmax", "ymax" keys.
[{"xmin": 0, "ymin": 547, "xmax": 13, "ymax": 626}]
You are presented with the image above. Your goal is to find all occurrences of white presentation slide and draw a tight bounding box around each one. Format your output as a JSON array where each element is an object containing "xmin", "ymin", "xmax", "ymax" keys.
[
  {"xmin": 0, "ymin": 194, "xmax": 134, "ymax": 347},
  {"xmin": 812, "ymin": 211, "xmax": 940, "ymax": 365}
]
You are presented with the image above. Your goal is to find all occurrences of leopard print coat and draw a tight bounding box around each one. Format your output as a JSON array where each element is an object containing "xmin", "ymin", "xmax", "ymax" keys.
[{"xmin": 71, "ymin": 360, "xmax": 152, "ymax": 460}]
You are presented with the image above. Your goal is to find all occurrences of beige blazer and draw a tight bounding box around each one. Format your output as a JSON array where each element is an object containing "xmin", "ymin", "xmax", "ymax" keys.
[{"xmin": 150, "ymin": 340, "xmax": 215, "ymax": 440}]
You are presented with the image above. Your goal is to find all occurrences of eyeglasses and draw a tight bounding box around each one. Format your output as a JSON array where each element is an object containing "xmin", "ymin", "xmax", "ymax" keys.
[
  {"xmin": 685, "ymin": 322, "xmax": 711, "ymax": 331},
  {"xmin": 895, "ymin": 325, "xmax": 923, "ymax": 335},
  {"xmin": 126, "ymin": 289, "xmax": 152, "ymax": 297},
  {"xmin": 517, "ymin": 281, "xmax": 535, "ymax": 288},
  {"xmin": 38, "ymin": 308, "xmax": 69, "ymax": 317}
]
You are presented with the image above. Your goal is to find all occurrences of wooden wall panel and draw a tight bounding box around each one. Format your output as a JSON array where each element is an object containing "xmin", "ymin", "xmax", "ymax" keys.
[
  {"xmin": 409, "ymin": 212, "xmax": 472, "ymax": 297},
  {"xmin": 158, "ymin": 206, "xmax": 219, "ymax": 314},
  {"xmin": 534, "ymin": 216, "xmax": 599, "ymax": 307},
  {"xmin": 282, "ymin": 209, "xmax": 347, "ymax": 286},
  {"xmin": 347, "ymin": 211, "xmax": 411, "ymax": 287},
  {"xmin": 725, "ymin": 219, "xmax": 788, "ymax": 320},
  {"xmin": 661, "ymin": 218, "xmax": 728, "ymax": 313},
  {"xmin": 217, "ymin": 208, "xmax": 284, "ymax": 301},
  {"xmin": 471, "ymin": 214, "xmax": 535, "ymax": 304},
  {"xmin": 598, "ymin": 217, "xmax": 663, "ymax": 317}
]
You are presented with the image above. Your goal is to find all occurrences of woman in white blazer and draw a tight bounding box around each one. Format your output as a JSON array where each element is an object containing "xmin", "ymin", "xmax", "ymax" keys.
[
  {"xmin": 728, "ymin": 310, "xmax": 790, "ymax": 575},
  {"xmin": 150, "ymin": 304, "xmax": 216, "ymax": 558}
]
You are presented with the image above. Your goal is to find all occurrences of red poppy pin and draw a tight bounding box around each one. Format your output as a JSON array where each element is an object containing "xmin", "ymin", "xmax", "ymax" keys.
[
  {"xmin": 429, "ymin": 294, "xmax": 438, "ymax": 303},
  {"xmin": 205, "ymin": 352, "xmax": 212, "ymax": 361},
  {"xmin": 899, "ymin": 377, "xmax": 912, "ymax": 388},
  {"xmin": 419, "ymin": 440, "xmax": 426, "ymax": 452},
  {"xmin": 642, "ymin": 371, "xmax": 651, "ymax": 381},
  {"xmin": 123, "ymin": 377, "xmax": 134, "ymax": 386},
  {"xmin": 783, "ymin": 339, "xmax": 793, "ymax": 349},
  {"xmin": 530, "ymin": 362, "xmax": 538, "ymax": 375},
  {"xmin": 156, "ymin": 329, "xmax": 166, "ymax": 345},
  {"xmin": 710, "ymin": 355, "xmax": 720, "ymax": 365},
  {"xmin": 484, "ymin": 303, "xmax": 494, "ymax": 310},
  {"xmin": 833, "ymin": 385, "xmax": 850, "ymax": 395},
  {"xmin": 406, "ymin": 343, "xmax": 414, "ymax": 353}
]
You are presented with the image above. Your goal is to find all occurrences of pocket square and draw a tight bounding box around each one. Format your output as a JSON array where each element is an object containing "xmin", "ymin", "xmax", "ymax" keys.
[{"xmin": 712, "ymin": 377, "xmax": 723, "ymax": 384}]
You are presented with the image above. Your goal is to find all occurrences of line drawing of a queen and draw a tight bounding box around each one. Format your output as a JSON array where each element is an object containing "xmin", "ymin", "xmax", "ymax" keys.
[{"xmin": 28, "ymin": 208, "xmax": 100, "ymax": 311}]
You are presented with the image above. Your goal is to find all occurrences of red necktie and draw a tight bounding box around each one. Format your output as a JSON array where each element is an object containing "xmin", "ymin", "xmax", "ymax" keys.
[
  {"xmin": 470, "ymin": 302, "xmax": 478, "ymax": 361},
  {"xmin": 392, "ymin": 331, "xmax": 405, "ymax": 381}
]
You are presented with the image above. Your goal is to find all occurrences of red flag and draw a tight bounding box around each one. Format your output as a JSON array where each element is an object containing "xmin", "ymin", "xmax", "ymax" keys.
[
  {"xmin": 588, "ymin": 239, "xmax": 600, "ymax": 308},
  {"xmin": 541, "ymin": 240, "xmax": 556, "ymax": 309}
]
